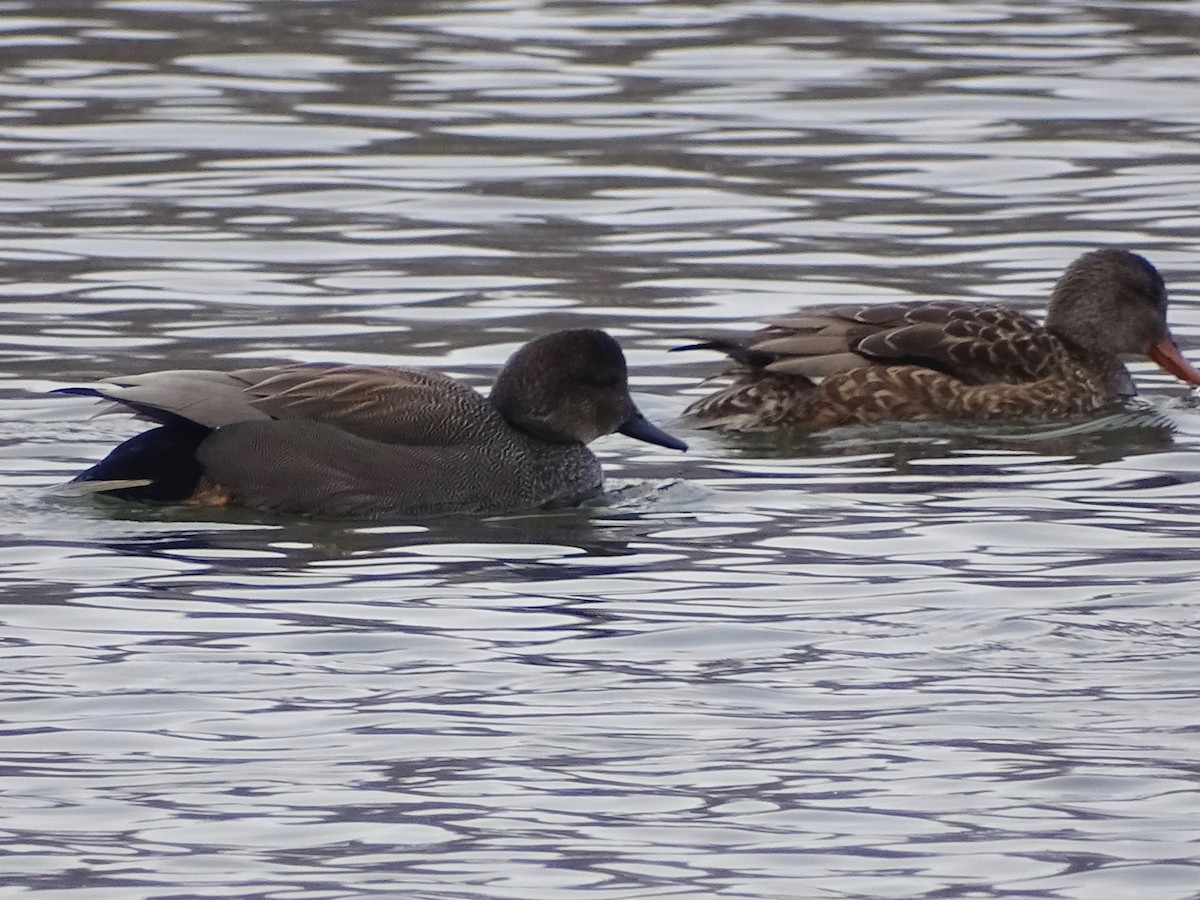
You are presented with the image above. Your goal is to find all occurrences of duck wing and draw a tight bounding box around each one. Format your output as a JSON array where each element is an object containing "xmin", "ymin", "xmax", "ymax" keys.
[
  {"xmin": 56, "ymin": 369, "xmax": 273, "ymax": 428},
  {"xmin": 231, "ymin": 364, "xmax": 499, "ymax": 445},
  {"xmin": 60, "ymin": 363, "xmax": 499, "ymax": 447},
  {"xmin": 689, "ymin": 301, "xmax": 1061, "ymax": 385}
]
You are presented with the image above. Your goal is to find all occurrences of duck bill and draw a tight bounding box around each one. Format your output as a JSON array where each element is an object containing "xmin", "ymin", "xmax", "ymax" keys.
[
  {"xmin": 1148, "ymin": 337, "xmax": 1200, "ymax": 386},
  {"xmin": 619, "ymin": 410, "xmax": 688, "ymax": 451}
]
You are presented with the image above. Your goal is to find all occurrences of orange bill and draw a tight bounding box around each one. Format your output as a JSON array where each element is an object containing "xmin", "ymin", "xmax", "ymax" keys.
[{"xmin": 1148, "ymin": 337, "xmax": 1200, "ymax": 385}]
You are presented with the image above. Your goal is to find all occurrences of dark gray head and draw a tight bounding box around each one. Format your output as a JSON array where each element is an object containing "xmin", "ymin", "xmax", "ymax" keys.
[
  {"xmin": 490, "ymin": 329, "xmax": 687, "ymax": 450},
  {"xmin": 1045, "ymin": 248, "xmax": 1200, "ymax": 384}
]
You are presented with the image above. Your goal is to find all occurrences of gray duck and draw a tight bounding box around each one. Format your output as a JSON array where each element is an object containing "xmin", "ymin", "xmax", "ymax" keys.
[{"xmin": 60, "ymin": 328, "xmax": 687, "ymax": 518}]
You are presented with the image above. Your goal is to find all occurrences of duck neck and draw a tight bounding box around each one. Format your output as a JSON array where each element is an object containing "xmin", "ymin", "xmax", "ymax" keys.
[
  {"xmin": 1049, "ymin": 327, "xmax": 1099, "ymax": 362},
  {"xmin": 1043, "ymin": 267, "xmax": 1126, "ymax": 364},
  {"xmin": 490, "ymin": 372, "xmax": 574, "ymax": 444},
  {"xmin": 1048, "ymin": 330, "xmax": 1134, "ymax": 398},
  {"xmin": 1045, "ymin": 313, "xmax": 1122, "ymax": 367}
]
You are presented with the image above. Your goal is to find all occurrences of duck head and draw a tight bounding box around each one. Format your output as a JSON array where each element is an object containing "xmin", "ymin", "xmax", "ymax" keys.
[
  {"xmin": 1046, "ymin": 248, "xmax": 1200, "ymax": 385},
  {"xmin": 491, "ymin": 329, "xmax": 688, "ymax": 450}
]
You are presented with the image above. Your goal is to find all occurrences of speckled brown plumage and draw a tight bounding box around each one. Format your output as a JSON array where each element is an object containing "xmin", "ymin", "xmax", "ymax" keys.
[
  {"xmin": 58, "ymin": 329, "xmax": 687, "ymax": 518},
  {"xmin": 679, "ymin": 248, "xmax": 1200, "ymax": 431}
]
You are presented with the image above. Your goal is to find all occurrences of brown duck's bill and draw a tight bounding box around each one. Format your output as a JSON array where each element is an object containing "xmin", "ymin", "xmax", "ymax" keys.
[
  {"xmin": 1148, "ymin": 338, "xmax": 1200, "ymax": 386},
  {"xmin": 619, "ymin": 411, "xmax": 688, "ymax": 451}
]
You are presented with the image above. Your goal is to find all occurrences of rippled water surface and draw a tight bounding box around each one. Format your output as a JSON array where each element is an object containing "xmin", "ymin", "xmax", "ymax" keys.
[{"xmin": 4, "ymin": 1, "xmax": 1200, "ymax": 897}]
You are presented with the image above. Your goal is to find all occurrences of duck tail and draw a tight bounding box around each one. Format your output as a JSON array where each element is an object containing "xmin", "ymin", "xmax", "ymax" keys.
[
  {"xmin": 672, "ymin": 333, "xmax": 779, "ymax": 370},
  {"xmin": 72, "ymin": 422, "xmax": 210, "ymax": 502}
]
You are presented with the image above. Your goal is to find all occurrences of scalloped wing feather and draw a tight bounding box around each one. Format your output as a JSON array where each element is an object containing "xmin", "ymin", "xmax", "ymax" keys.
[
  {"xmin": 724, "ymin": 302, "xmax": 1065, "ymax": 385},
  {"xmin": 746, "ymin": 301, "xmax": 972, "ymax": 380},
  {"xmin": 853, "ymin": 306, "xmax": 1062, "ymax": 384}
]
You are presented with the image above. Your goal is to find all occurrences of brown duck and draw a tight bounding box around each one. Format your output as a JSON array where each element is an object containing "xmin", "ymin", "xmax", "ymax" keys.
[
  {"xmin": 58, "ymin": 329, "xmax": 687, "ymax": 518},
  {"xmin": 678, "ymin": 248, "xmax": 1200, "ymax": 431}
]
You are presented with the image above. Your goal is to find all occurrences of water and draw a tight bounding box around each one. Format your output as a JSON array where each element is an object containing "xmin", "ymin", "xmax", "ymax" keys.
[{"xmin": 2, "ymin": 1, "xmax": 1200, "ymax": 897}]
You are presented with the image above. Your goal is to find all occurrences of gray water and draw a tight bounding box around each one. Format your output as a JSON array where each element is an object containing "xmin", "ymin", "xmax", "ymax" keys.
[{"xmin": 2, "ymin": 1, "xmax": 1200, "ymax": 897}]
